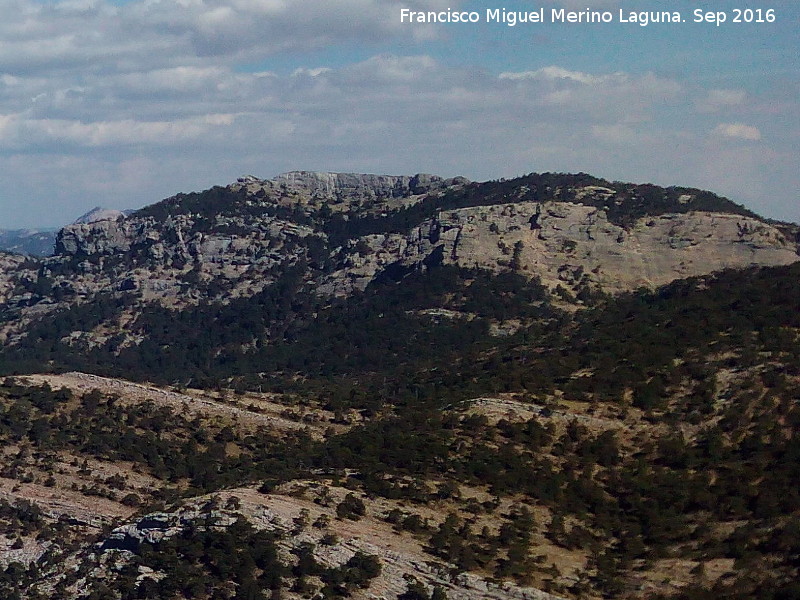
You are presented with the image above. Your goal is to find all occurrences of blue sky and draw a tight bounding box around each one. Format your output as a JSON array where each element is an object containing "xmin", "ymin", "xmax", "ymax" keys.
[
  {"xmin": 399, "ymin": 2, "xmax": 797, "ymax": 80},
  {"xmin": 0, "ymin": 0, "xmax": 797, "ymax": 228}
]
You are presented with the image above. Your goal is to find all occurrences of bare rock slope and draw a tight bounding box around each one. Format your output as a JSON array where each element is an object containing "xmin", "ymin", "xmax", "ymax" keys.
[{"xmin": 0, "ymin": 170, "xmax": 796, "ymax": 349}]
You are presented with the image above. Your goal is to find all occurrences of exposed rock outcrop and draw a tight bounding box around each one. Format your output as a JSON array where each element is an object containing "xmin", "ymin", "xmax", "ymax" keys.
[
  {"xmin": 0, "ymin": 171, "xmax": 797, "ymax": 347},
  {"xmin": 318, "ymin": 201, "xmax": 798, "ymax": 295},
  {"xmin": 270, "ymin": 170, "xmax": 465, "ymax": 198},
  {"xmin": 60, "ymin": 490, "xmax": 567, "ymax": 600},
  {"xmin": 55, "ymin": 219, "xmax": 136, "ymax": 256}
]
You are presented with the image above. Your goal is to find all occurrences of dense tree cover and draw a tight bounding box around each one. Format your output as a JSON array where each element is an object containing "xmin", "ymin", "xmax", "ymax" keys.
[
  {"xmin": 399, "ymin": 262, "xmax": 800, "ymax": 406},
  {"xmin": 0, "ymin": 498, "xmax": 44, "ymax": 537},
  {"xmin": 1, "ymin": 220, "xmax": 799, "ymax": 598},
  {"xmin": 133, "ymin": 186, "xmax": 251, "ymax": 222},
  {"xmin": 8, "ymin": 260, "xmax": 797, "ymax": 415},
  {"xmin": 0, "ymin": 264, "xmax": 554, "ymax": 396}
]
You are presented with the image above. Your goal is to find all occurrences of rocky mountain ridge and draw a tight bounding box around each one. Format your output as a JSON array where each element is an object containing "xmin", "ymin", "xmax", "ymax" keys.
[
  {"xmin": 0, "ymin": 169, "xmax": 797, "ymax": 369},
  {"xmin": 266, "ymin": 170, "xmax": 468, "ymax": 202},
  {"xmin": 19, "ymin": 171, "xmax": 800, "ymax": 299}
]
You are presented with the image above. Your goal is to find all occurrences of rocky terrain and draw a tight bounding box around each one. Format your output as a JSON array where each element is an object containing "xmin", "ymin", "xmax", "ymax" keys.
[
  {"xmin": 317, "ymin": 200, "xmax": 796, "ymax": 296},
  {"xmin": 0, "ymin": 171, "xmax": 798, "ymax": 599},
  {"xmin": 0, "ymin": 372, "xmax": 591, "ymax": 600},
  {"xmin": 0, "ymin": 171, "xmax": 796, "ymax": 348},
  {"xmin": 42, "ymin": 173, "xmax": 800, "ymax": 299},
  {"xmin": 21, "ymin": 471, "xmax": 568, "ymax": 600}
]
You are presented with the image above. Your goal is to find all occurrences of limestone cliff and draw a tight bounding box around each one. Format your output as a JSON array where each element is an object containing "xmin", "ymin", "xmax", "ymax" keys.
[{"xmin": 320, "ymin": 201, "xmax": 797, "ymax": 295}]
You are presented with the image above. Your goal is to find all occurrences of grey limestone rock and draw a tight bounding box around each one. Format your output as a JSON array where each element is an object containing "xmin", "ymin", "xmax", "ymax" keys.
[{"xmin": 271, "ymin": 170, "xmax": 468, "ymax": 199}]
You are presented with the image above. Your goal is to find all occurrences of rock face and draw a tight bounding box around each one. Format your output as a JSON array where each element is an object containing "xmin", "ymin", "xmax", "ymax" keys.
[
  {"xmin": 318, "ymin": 200, "xmax": 798, "ymax": 295},
  {"xmin": 270, "ymin": 170, "xmax": 465, "ymax": 198},
  {"xmin": 0, "ymin": 171, "xmax": 797, "ymax": 345},
  {"xmin": 101, "ymin": 512, "xmax": 180, "ymax": 552},
  {"xmin": 55, "ymin": 219, "xmax": 135, "ymax": 256}
]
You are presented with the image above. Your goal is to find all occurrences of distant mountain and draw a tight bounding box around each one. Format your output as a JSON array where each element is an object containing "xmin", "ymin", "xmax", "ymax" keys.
[
  {"xmin": 0, "ymin": 170, "xmax": 797, "ymax": 383},
  {"xmin": 71, "ymin": 206, "xmax": 130, "ymax": 225},
  {"xmin": 0, "ymin": 228, "xmax": 57, "ymax": 256}
]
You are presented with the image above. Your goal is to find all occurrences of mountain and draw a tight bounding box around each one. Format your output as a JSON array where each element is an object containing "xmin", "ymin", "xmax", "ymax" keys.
[
  {"xmin": 0, "ymin": 228, "xmax": 57, "ymax": 257},
  {"xmin": 0, "ymin": 171, "xmax": 796, "ymax": 372},
  {"xmin": 49, "ymin": 171, "xmax": 800, "ymax": 300},
  {"xmin": 71, "ymin": 207, "xmax": 129, "ymax": 225},
  {"xmin": 0, "ymin": 207, "xmax": 134, "ymax": 257},
  {"xmin": 0, "ymin": 171, "xmax": 798, "ymax": 600}
]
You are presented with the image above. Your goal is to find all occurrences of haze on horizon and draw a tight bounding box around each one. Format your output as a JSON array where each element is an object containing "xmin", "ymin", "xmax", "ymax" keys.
[{"xmin": 0, "ymin": 0, "xmax": 797, "ymax": 229}]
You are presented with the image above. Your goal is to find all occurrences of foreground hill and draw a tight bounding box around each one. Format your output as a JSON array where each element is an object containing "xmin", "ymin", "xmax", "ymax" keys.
[{"xmin": 0, "ymin": 262, "xmax": 798, "ymax": 599}]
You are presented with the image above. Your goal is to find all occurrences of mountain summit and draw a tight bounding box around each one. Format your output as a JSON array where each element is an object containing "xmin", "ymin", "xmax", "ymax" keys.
[
  {"xmin": 72, "ymin": 206, "xmax": 128, "ymax": 225},
  {"xmin": 45, "ymin": 170, "xmax": 799, "ymax": 299}
]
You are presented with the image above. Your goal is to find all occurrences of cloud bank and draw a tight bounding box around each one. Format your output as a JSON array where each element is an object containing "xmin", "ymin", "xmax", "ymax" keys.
[{"xmin": 0, "ymin": 0, "xmax": 797, "ymax": 227}]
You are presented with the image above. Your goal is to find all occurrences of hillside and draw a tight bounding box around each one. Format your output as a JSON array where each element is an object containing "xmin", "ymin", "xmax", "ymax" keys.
[
  {"xmin": 0, "ymin": 171, "xmax": 797, "ymax": 599},
  {"xmin": 0, "ymin": 263, "xmax": 798, "ymax": 599},
  {"xmin": 0, "ymin": 171, "xmax": 796, "ymax": 385}
]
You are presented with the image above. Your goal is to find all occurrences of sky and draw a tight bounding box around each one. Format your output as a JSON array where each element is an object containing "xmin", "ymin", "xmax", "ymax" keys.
[{"xmin": 0, "ymin": 0, "xmax": 797, "ymax": 228}]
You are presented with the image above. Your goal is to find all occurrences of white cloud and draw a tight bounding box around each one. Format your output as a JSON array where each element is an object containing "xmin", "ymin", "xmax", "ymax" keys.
[
  {"xmin": 0, "ymin": 0, "xmax": 796, "ymax": 227},
  {"xmin": 713, "ymin": 123, "xmax": 762, "ymax": 141},
  {"xmin": 291, "ymin": 67, "xmax": 333, "ymax": 78},
  {"xmin": 697, "ymin": 89, "xmax": 747, "ymax": 113},
  {"xmin": 499, "ymin": 67, "xmax": 682, "ymax": 125},
  {"xmin": 2, "ymin": 49, "xmax": 795, "ymax": 225},
  {"xmin": 0, "ymin": 112, "xmax": 237, "ymax": 148},
  {"xmin": 0, "ymin": 0, "xmax": 461, "ymax": 76},
  {"xmin": 590, "ymin": 124, "xmax": 639, "ymax": 144},
  {"xmin": 112, "ymin": 66, "xmax": 228, "ymax": 93},
  {"xmin": 500, "ymin": 66, "xmax": 620, "ymax": 85}
]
